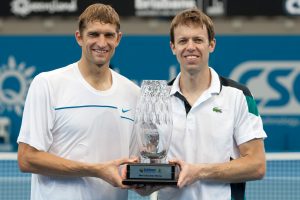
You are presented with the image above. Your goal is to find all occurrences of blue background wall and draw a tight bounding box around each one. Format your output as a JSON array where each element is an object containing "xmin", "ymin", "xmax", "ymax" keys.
[{"xmin": 0, "ymin": 35, "xmax": 299, "ymax": 152}]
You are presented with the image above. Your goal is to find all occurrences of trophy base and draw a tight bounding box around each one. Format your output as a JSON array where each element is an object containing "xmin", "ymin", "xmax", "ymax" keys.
[
  {"xmin": 122, "ymin": 163, "xmax": 177, "ymax": 185},
  {"xmin": 122, "ymin": 179, "xmax": 177, "ymax": 185}
]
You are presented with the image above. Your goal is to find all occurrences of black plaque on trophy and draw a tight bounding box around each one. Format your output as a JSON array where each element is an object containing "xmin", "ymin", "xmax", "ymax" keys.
[{"xmin": 123, "ymin": 163, "xmax": 177, "ymax": 185}]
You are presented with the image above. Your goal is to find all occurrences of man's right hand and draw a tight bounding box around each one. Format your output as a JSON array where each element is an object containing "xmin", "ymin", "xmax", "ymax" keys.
[{"xmin": 94, "ymin": 157, "xmax": 138, "ymax": 189}]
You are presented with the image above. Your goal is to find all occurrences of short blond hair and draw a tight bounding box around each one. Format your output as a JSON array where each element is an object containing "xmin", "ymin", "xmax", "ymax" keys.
[
  {"xmin": 170, "ymin": 7, "xmax": 215, "ymax": 43},
  {"xmin": 78, "ymin": 3, "xmax": 120, "ymax": 34}
]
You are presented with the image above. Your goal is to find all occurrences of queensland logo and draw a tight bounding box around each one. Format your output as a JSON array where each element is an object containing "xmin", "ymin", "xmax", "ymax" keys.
[
  {"xmin": 0, "ymin": 56, "xmax": 36, "ymax": 116},
  {"xmin": 10, "ymin": 0, "xmax": 78, "ymax": 17},
  {"xmin": 230, "ymin": 61, "xmax": 300, "ymax": 116}
]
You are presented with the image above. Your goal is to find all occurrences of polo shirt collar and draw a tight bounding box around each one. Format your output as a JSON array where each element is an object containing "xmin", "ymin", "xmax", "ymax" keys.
[
  {"xmin": 209, "ymin": 67, "xmax": 222, "ymax": 95},
  {"xmin": 169, "ymin": 67, "xmax": 221, "ymax": 96},
  {"xmin": 170, "ymin": 72, "xmax": 182, "ymax": 96}
]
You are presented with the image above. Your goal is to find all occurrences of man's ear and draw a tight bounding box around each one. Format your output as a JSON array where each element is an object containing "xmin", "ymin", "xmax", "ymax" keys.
[
  {"xmin": 115, "ymin": 31, "xmax": 123, "ymax": 47},
  {"xmin": 209, "ymin": 38, "xmax": 216, "ymax": 53},
  {"xmin": 170, "ymin": 41, "xmax": 176, "ymax": 55},
  {"xmin": 75, "ymin": 30, "xmax": 83, "ymax": 47}
]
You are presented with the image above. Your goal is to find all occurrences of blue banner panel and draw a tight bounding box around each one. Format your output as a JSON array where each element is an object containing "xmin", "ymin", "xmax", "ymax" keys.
[
  {"xmin": 0, "ymin": 35, "xmax": 300, "ymax": 152},
  {"xmin": 212, "ymin": 36, "xmax": 300, "ymax": 152}
]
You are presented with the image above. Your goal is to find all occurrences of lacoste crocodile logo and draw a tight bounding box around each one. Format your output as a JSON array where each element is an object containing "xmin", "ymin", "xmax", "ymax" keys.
[{"xmin": 213, "ymin": 107, "xmax": 222, "ymax": 113}]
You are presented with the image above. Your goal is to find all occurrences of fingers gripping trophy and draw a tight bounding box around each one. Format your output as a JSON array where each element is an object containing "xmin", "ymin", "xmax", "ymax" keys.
[{"xmin": 123, "ymin": 80, "xmax": 177, "ymax": 185}]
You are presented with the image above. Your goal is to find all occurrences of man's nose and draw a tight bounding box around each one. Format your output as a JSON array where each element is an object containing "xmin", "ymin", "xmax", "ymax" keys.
[
  {"xmin": 186, "ymin": 40, "xmax": 196, "ymax": 51},
  {"xmin": 97, "ymin": 35, "xmax": 107, "ymax": 47}
]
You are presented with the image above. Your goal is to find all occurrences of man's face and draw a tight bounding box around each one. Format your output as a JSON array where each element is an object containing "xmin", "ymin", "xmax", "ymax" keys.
[
  {"xmin": 76, "ymin": 21, "xmax": 121, "ymax": 68},
  {"xmin": 170, "ymin": 24, "xmax": 215, "ymax": 74}
]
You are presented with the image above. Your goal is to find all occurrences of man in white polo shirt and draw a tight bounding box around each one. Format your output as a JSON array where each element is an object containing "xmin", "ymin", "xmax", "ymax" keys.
[
  {"xmin": 17, "ymin": 3, "xmax": 139, "ymax": 200},
  {"xmin": 156, "ymin": 7, "xmax": 267, "ymax": 200}
]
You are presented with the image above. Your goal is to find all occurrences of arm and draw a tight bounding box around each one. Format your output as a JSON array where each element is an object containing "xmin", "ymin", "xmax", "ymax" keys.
[
  {"xmin": 170, "ymin": 138, "xmax": 266, "ymax": 188},
  {"xmin": 18, "ymin": 142, "xmax": 137, "ymax": 188}
]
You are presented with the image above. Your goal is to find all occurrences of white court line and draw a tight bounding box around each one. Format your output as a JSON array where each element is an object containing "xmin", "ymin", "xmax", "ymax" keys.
[
  {"xmin": 0, "ymin": 153, "xmax": 17, "ymax": 160},
  {"xmin": 264, "ymin": 177, "xmax": 300, "ymax": 180},
  {"xmin": 266, "ymin": 152, "xmax": 300, "ymax": 160}
]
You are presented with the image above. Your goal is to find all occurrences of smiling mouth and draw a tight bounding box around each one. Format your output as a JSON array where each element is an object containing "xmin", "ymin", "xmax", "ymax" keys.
[
  {"xmin": 93, "ymin": 49, "xmax": 108, "ymax": 54},
  {"xmin": 184, "ymin": 55, "xmax": 199, "ymax": 59},
  {"xmin": 184, "ymin": 55, "xmax": 200, "ymax": 62}
]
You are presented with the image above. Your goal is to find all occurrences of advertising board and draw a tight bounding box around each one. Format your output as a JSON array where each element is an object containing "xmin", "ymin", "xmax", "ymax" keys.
[{"xmin": 1, "ymin": 35, "xmax": 299, "ymax": 151}]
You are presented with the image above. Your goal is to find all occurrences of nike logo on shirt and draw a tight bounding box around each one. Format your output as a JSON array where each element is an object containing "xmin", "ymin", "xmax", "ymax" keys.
[{"xmin": 122, "ymin": 108, "xmax": 131, "ymax": 113}]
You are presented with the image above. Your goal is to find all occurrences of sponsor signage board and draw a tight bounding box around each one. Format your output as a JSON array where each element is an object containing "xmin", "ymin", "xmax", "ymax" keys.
[
  {"xmin": 1, "ymin": 0, "xmax": 299, "ymax": 17},
  {"xmin": 0, "ymin": 35, "xmax": 300, "ymax": 152}
]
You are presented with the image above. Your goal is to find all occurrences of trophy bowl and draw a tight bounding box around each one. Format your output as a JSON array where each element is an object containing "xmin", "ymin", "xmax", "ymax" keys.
[
  {"xmin": 136, "ymin": 80, "xmax": 172, "ymax": 163},
  {"xmin": 123, "ymin": 80, "xmax": 177, "ymax": 185}
]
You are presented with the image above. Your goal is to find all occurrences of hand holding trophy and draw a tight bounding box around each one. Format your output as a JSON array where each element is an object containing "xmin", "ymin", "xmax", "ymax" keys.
[{"xmin": 123, "ymin": 80, "xmax": 177, "ymax": 185}]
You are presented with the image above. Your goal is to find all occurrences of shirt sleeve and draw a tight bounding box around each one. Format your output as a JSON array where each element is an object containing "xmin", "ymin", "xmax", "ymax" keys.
[
  {"xmin": 234, "ymin": 91, "xmax": 267, "ymax": 146},
  {"xmin": 17, "ymin": 73, "xmax": 55, "ymax": 152}
]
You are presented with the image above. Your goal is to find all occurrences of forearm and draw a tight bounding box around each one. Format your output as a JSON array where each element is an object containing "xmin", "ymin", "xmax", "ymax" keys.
[
  {"xmin": 18, "ymin": 143, "xmax": 98, "ymax": 177},
  {"xmin": 173, "ymin": 139, "xmax": 266, "ymax": 188},
  {"xmin": 197, "ymin": 155, "xmax": 265, "ymax": 183},
  {"xmin": 196, "ymin": 139, "xmax": 266, "ymax": 183}
]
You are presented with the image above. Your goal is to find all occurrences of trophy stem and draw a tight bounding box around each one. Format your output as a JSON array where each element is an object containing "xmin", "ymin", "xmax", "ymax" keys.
[
  {"xmin": 140, "ymin": 156, "xmax": 167, "ymax": 164},
  {"xmin": 150, "ymin": 158, "xmax": 164, "ymax": 164}
]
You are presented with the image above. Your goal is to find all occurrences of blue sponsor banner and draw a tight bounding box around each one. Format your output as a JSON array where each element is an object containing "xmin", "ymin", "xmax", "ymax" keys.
[
  {"xmin": 0, "ymin": 35, "xmax": 300, "ymax": 152},
  {"xmin": 213, "ymin": 36, "xmax": 300, "ymax": 152}
]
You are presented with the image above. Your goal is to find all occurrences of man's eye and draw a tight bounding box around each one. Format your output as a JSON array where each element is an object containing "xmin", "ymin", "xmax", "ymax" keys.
[
  {"xmin": 105, "ymin": 33, "xmax": 115, "ymax": 38},
  {"xmin": 178, "ymin": 39, "xmax": 186, "ymax": 44},
  {"xmin": 88, "ymin": 32, "xmax": 98, "ymax": 37},
  {"xmin": 194, "ymin": 38, "xmax": 203, "ymax": 43}
]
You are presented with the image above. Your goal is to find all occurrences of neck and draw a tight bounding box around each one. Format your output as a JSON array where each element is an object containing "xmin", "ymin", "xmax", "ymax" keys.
[
  {"xmin": 179, "ymin": 67, "xmax": 211, "ymax": 106},
  {"xmin": 78, "ymin": 59, "xmax": 112, "ymax": 91}
]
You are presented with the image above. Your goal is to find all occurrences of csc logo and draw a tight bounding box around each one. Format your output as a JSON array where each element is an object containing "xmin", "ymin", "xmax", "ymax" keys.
[
  {"xmin": 230, "ymin": 61, "xmax": 300, "ymax": 115},
  {"xmin": 285, "ymin": 0, "xmax": 300, "ymax": 15}
]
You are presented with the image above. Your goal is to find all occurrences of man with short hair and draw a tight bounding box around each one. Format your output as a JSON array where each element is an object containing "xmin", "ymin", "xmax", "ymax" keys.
[
  {"xmin": 135, "ymin": 7, "xmax": 267, "ymax": 200},
  {"xmin": 17, "ymin": 3, "xmax": 139, "ymax": 200},
  {"xmin": 161, "ymin": 7, "xmax": 267, "ymax": 200}
]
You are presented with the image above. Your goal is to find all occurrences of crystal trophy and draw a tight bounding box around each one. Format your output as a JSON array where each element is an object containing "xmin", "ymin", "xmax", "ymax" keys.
[{"xmin": 123, "ymin": 80, "xmax": 177, "ymax": 185}]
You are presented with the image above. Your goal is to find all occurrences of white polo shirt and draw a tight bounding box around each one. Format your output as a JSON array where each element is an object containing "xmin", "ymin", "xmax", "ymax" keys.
[{"xmin": 158, "ymin": 68, "xmax": 267, "ymax": 200}]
